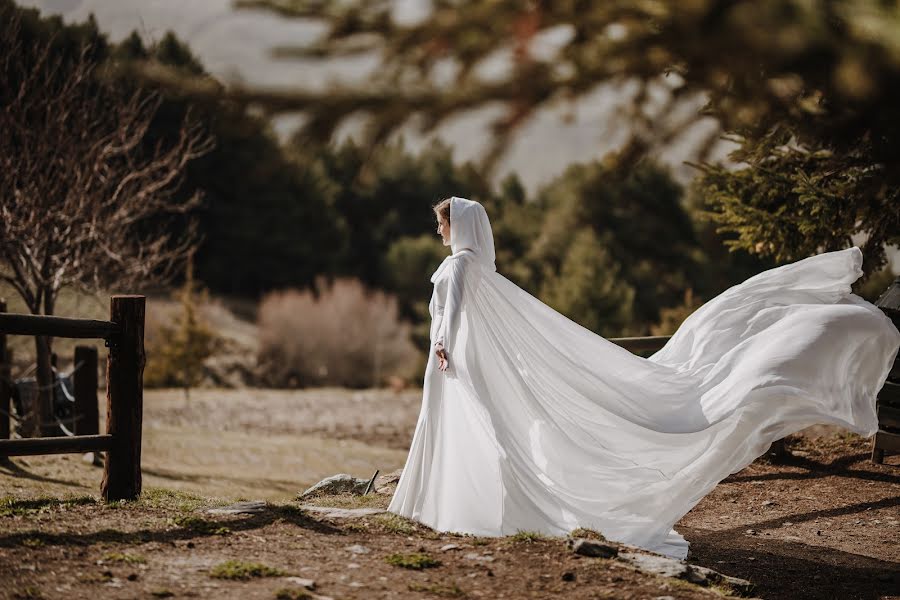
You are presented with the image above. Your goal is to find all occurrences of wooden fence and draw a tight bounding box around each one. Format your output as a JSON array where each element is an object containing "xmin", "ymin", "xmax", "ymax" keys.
[{"xmin": 0, "ymin": 295, "xmax": 145, "ymax": 501}]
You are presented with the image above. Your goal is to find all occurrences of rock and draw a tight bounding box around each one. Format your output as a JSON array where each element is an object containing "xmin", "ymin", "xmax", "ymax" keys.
[
  {"xmin": 619, "ymin": 552, "xmax": 686, "ymax": 579},
  {"xmin": 282, "ymin": 577, "xmax": 316, "ymax": 590},
  {"xmin": 464, "ymin": 552, "xmax": 494, "ymax": 562},
  {"xmin": 761, "ymin": 500, "xmax": 776, "ymax": 507},
  {"xmin": 567, "ymin": 537, "xmax": 618, "ymax": 558},
  {"xmin": 298, "ymin": 473, "xmax": 376, "ymax": 499},
  {"xmin": 561, "ymin": 571, "xmax": 576, "ymax": 581},
  {"xmin": 207, "ymin": 501, "xmax": 267, "ymax": 515},
  {"xmin": 298, "ymin": 505, "xmax": 385, "ymax": 519},
  {"xmin": 617, "ymin": 552, "xmax": 755, "ymax": 597},
  {"xmin": 345, "ymin": 544, "xmax": 370, "ymax": 554},
  {"xmin": 440, "ymin": 544, "xmax": 460, "ymax": 552}
]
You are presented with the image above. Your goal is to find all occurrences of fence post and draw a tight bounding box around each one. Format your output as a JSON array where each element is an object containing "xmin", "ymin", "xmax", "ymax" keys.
[
  {"xmin": 0, "ymin": 299, "xmax": 9, "ymax": 443},
  {"xmin": 73, "ymin": 345, "xmax": 99, "ymax": 436},
  {"xmin": 101, "ymin": 295, "xmax": 145, "ymax": 502}
]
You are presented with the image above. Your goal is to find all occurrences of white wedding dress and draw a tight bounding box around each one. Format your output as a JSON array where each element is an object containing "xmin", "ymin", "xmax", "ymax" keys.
[{"xmin": 387, "ymin": 196, "xmax": 900, "ymax": 559}]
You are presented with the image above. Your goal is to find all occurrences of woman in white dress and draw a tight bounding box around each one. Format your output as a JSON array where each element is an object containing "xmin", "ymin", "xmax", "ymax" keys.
[{"xmin": 386, "ymin": 195, "xmax": 900, "ymax": 559}]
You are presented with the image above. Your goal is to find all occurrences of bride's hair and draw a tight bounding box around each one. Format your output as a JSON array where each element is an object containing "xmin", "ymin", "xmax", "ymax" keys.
[{"xmin": 433, "ymin": 197, "xmax": 451, "ymax": 222}]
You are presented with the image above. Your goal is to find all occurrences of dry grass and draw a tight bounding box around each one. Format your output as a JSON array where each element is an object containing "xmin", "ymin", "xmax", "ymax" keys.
[
  {"xmin": 0, "ymin": 387, "xmax": 411, "ymax": 502},
  {"xmin": 257, "ymin": 277, "xmax": 418, "ymax": 388}
]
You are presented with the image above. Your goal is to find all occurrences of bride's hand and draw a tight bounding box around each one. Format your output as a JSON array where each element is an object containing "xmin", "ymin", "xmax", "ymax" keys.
[{"xmin": 435, "ymin": 343, "xmax": 449, "ymax": 372}]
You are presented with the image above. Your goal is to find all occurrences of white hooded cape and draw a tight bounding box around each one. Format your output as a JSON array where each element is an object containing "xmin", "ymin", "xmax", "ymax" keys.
[{"xmin": 387, "ymin": 196, "xmax": 900, "ymax": 559}]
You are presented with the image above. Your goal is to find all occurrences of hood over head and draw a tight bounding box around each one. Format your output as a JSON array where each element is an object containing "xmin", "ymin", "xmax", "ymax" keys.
[{"xmin": 431, "ymin": 196, "xmax": 496, "ymax": 282}]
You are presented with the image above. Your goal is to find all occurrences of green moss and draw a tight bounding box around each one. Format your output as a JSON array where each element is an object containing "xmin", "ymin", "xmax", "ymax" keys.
[
  {"xmin": 101, "ymin": 552, "xmax": 146, "ymax": 564},
  {"xmin": 386, "ymin": 552, "xmax": 442, "ymax": 570},
  {"xmin": 21, "ymin": 537, "xmax": 44, "ymax": 548},
  {"xmin": 508, "ymin": 530, "xmax": 545, "ymax": 543},
  {"xmin": 569, "ymin": 527, "xmax": 609, "ymax": 542},
  {"xmin": 210, "ymin": 560, "xmax": 289, "ymax": 580},
  {"xmin": 172, "ymin": 515, "xmax": 231, "ymax": 535},
  {"xmin": 373, "ymin": 513, "xmax": 418, "ymax": 535}
]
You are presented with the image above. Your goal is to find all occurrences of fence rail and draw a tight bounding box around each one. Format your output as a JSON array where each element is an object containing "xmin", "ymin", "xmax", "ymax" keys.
[
  {"xmin": 0, "ymin": 312, "xmax": 117, "ymax": 339},
  {"xmin": 0, "ymin": 433, "xmax": 113, "ymax": 456},
  {"xmin": 0, "ymin": 295, "xmax": 145, "ymax": 501}
]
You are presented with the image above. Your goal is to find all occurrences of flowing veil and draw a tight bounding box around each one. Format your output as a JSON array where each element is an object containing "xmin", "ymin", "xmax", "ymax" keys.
[{"xmin": 388, "ymin": 196, "xmax": 900, "ymax": 559}]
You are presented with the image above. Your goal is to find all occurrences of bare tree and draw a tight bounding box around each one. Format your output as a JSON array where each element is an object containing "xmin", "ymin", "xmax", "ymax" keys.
[{"xmin": 0, "ymin": 10, "xmax": 214, "ymax": 435}]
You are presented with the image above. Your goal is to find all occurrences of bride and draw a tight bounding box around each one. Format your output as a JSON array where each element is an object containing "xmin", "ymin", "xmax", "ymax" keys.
[{"xmin": 386, "ymin": 195, "xmax": 900, "ymax": 559}]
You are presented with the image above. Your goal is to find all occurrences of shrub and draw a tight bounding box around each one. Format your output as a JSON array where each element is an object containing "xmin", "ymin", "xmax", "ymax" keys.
[
  {"xmin": 257, "ymin": 277, "xmax": 418, "ymax": 388},
  {"xmin": 385, "ymin": 552, "xmax": 441, "ymax": 569},
  {"xmin": 209, "ymin": 560, "xmax": 287, "ymax": 580},
  {"xmin": 144, "ymin": 255, "xmax": 219, "ymax": 397}
]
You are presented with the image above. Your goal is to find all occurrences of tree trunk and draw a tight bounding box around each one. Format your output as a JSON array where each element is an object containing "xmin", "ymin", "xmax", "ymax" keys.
[{"xmin": 31, "ymin": 288, "xmax": 57, "ymax": 438}]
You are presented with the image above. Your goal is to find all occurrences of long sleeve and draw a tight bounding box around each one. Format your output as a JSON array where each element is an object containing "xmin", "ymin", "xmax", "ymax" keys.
[{"xmin": 435, "ymin": 256, "xmax": 467, "ymax": 357}]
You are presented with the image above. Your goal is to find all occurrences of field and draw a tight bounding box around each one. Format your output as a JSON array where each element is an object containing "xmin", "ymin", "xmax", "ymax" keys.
[{"xmin": 1, "ymin": 388, "xmax": 899, "ymax": 599}]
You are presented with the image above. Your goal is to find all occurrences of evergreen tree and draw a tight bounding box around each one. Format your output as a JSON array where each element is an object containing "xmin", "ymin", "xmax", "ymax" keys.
[
  {"xmin": 540, "ymin": 229, "xmax": 636, "ymax": 337},
  {"xmin": 228, "ymin": 0, "xmax": 900, "ymax": 273}
]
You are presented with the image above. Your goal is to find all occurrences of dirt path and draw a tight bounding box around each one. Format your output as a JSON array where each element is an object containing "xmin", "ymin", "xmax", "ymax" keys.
[{"xmin": 680, "ymin": 432, "xmax": 900, "ymax": 600}]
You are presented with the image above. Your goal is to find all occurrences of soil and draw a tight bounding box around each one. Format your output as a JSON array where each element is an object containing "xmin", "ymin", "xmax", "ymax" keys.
[{"xmin": 1, "ymin": 389, "xmax": 899, "ymax": 599}]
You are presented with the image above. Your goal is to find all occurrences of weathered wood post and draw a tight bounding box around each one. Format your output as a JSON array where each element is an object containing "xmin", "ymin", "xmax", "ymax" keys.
[
  {"xmin": 101, "ymin": 295, "xmax": 145, "ymax": 501},
  {"xmin": 0, "ymin": 299, "xmax": 9, "ymax": 443},
  {"xmin": 872, "ymin": 277, "xmax": 900, "ymax": 464},
  {"xmin": 73, "ymin": 345, "xmax": 99, "ymax": 436}
]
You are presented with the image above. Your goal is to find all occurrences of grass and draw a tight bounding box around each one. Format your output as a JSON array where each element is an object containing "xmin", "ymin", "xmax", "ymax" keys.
[
  {"xmin": 508, "ymin": 530, "xmax": 546, "ymax": 543},
  {"xmin": 386, "ymin": 552, "xmax": 442, "ymax": 570},
  {"xmin": 101, "ymin": 552, "xmax": 146, "ymax": 565},
  {"xmin": 373, "ymin": 512, "xmax": 419, "ymax": 535},
  {"xmin": 139, "ymin": 488, "xmax": 227, "ymax": 513},
  {"xmin": 0, "ymin": 495, "xmax": 97, "ymax": 517},
  {"xmin": 569, "ymin": 527, "xmax": 609, "ymax": 542},
  {"xmin": 77, "ymin": 572, "xmax": 114, "ymax": 584},
  {"xmin": 171, "ymin": 515, "xmax": 231, "ymax": 535},
  {"xmin": 209, "ymin": 560, "xmax": 289, "ymax": 580},
  {"xmin": 12, "ymin": 587, "xmax": 45, "ymax": 600},
  {"xmin": 302, "ymin": 492, "xmax": 389, "ymax": 509}
]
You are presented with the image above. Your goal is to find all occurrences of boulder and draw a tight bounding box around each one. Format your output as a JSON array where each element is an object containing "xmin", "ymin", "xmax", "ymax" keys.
[
  {"xmin": 617, "ymin": 551, "xmax": 755, "ymax": 597},
  {"xmin": 567, "ymin": 537, "xmax": 618, "ymax": 558},
  {"xmin": 298, "ymin": 473, "xmax": 375, "ymax": 499}
]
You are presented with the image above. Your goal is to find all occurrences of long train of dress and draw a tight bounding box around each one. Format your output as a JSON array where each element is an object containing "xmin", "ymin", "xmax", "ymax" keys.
[{"xmin": 387, "ymin": 245, "xmax": 900, "ymax": 559}]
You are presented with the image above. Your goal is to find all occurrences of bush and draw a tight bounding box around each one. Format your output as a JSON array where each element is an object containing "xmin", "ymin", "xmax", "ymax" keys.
[
  {"xmin": 144, "ymin": 256, "xmax": 219, "ymax": 396},
  {"xmin": 257, "ymin": 278, "xmax": 418, "ymax": 388}
]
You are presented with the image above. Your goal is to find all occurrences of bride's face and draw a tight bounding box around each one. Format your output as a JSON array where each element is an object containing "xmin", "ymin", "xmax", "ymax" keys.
[{"xmin": 436, "ymin": 215, "xmax": 450, "ymax": 246}]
